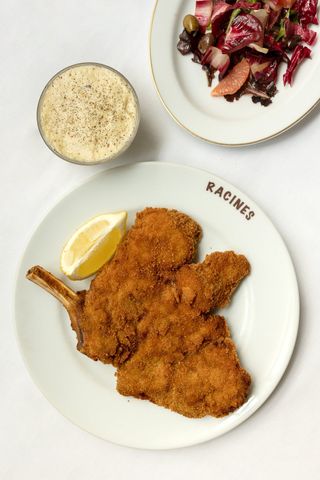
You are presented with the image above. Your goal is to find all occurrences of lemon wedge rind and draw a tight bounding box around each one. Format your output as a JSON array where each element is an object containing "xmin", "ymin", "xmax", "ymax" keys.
[{"xmin": 60, "ymin": 211, "xmax": 127, "ymax": 280}]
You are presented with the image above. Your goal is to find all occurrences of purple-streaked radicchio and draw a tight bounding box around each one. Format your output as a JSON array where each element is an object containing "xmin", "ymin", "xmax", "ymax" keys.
[
  {"xmin": 210, "ymin": 2, "xmax": 262, "ymax": 36},
  {"xmin": 264, "ymin": 33, "xmax": 288, "ymax": 56},
  {"xmin": 283, "ymin": 45, "xmax": 312, "ymax": 85},
  {"xmin": 244, "ymin": 53, "xmax": 280, "ymax": 104},
  {"xmin": 222, "ymin": 14, "xmax": 264, "ymax": 53},
  {"xmin": 195, "ymin": 0, "xmax": 213, "ymax": 32},
  {"xmin": 210, "ymin": 1, "xmax": 233, "ymax": 35},
  {"xmin": 267, "ymin": 9, "xmax": 281, "ymax": 29},
  {"xmin": 246, "ymin": 53, "xmax": 279, "ymax": 82},
  {"xmin": 263, "ymin": 0, "xmax": 283, "ymax": 11},
  {"xmin": 202, "ymin": 46, "xmax": 230, "ymax": 78},
  {"xmin": 249, "ymin": 9, "xmax": 269, "ymax": 52},
  {"xmin": 235, "ymin": 1, "xmax": 262, "ymax": 8},
  {"xmin": 285, "ymin": 19, "xmax": 317, "ymax": 46},
  {"xmin": 295, "ymin": 0, "xmax": 319, "ymax": 26}
]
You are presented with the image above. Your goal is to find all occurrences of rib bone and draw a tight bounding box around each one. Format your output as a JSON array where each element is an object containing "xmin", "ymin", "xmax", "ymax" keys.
[{"xmin": 26, "ymin": 266, "xmax": 84, "ymax": 347}]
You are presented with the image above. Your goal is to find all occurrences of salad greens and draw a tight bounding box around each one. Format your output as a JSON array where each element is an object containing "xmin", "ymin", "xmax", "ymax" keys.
[{"xmin": 177, "ymin": 0, "xmax": 318, "ymax": 105}]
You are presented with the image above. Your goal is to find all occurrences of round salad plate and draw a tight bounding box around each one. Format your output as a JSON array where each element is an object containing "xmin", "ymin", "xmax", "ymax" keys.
[
  {"xmin": 15, "ymin": 162, "xmax": 299, "ymax": 449},
  {"xmin": 149, "ymin": 0, "xmax": 320, "ymax": 146}
]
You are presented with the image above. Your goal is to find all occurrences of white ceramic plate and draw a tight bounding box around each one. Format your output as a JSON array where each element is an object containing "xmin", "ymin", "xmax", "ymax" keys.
[
  {"xmin": 150, "ymin": 0, "xmax": 320, "ymax": 146},
  {"xmin": 15, "ymin": 162, "xmax": 299, "ymax": 449}
]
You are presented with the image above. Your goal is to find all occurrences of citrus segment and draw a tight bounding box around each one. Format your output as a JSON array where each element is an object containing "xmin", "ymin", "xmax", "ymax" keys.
[
  {"xmin": 211, "ymin": 58, "xmax": 250, "ymax": 96},
  {"xmin": 60, "ymin": 211, "xmax": 127, "ymax": 280}
]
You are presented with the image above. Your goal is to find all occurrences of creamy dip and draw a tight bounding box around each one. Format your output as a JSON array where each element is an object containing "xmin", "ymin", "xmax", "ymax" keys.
[{"xmin": 38, "ymin": 64, "xmax": 139, "ymax": 163}]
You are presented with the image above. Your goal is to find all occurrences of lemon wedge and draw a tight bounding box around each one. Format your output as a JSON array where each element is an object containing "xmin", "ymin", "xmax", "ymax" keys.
[{"xmin": 60, "ymin": 211, "xmax": 127, "ymax": 280}]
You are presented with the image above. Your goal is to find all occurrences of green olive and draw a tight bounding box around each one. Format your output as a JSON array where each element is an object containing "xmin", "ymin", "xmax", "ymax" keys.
[
  {"xmin": 198, "ymin": 33, "xmax": 214, "ymax": 54},
  {"xmin": 183, "ymin": 14, "xmax": 199, "ymax": 34}
]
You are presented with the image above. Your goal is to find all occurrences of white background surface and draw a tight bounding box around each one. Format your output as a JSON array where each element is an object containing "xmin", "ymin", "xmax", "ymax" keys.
[{"xmin": 1, "ymin": 0, "xmax": 319, "ymax": 478}]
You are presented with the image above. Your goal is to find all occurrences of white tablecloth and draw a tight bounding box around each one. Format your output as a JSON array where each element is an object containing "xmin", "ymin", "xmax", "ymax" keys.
[{"xmin": 1, "ymin": 1, "xmax": 320, "ymax": 478}]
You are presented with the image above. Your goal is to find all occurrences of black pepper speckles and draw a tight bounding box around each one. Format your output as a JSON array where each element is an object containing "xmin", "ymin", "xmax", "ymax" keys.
[{"xmin": 39, "ymin": 65, "xmax": 138, "ymax": 163}]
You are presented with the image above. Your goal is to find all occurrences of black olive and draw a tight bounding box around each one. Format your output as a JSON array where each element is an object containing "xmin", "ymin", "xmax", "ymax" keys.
[
  {"xmin": 177, "ymin": 40, "xmax": 192, "ymax": 55},
  {"xmin": 179, "ymin": 29, "xmax": 192, "ymax": 42}
]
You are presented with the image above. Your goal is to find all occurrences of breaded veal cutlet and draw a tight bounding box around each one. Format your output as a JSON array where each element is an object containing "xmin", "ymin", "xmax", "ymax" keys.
[{"xmin": 27, "ymin": 207, "xmax": 251, "ymax": 418}]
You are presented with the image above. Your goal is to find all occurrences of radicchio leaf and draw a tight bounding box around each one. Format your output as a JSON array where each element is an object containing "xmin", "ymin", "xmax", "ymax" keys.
[
  {"xmin": 245, "ymin": 85, "xmax": 271, "ymax": 98},
  {"xmin": 217, "ymin": 33, "xmax": 226, "ymax": 49},
  {"xmin": 201, "ymin": 46, "xmax": 231, "ymax": 77},
  {"xmin": 222, "ymin": 13, "xmax": 264, "ymax": 53},
  {"xmin": 249, "ymin": 43, "xmax": 270, "ymax": 52},
  {"xmin": 263, "ymin": 0, "xmax": 296, "ymax": 8},
  {"xmin": 267, "ymin": 9, "xmax": 281, "ymax": 30},
  {"xmin": 234, "ymin": 1, "xmax": 262, "ymax": 8},
  {"xmin": 251, "ymin": 60, "xmax": 272, "ymax": 76},
  {"xmin": 294, "ymin": 0, "xmax": 319, "ymax": 25},
  {"xmin": 249, "ymin": 9, "xmax": 269, "ymax": 50},
  {"xmin": 264, "ymin": 33, "xmax": 289, "ymax": 57},
  {"xmin": 257, "ymin": 58, "xmax": 280, "ymax": 81},
  {"xmin": 195, "ymin": 0, "xmax": 214, "ymax": 32},
  {"xmin": 251, "ymin": 8, "xmax": 269, "ymax": 27},
  {"xmin": 263, "ymin": 0, "xmax": 283, "ymax": 11},
  {"xmin": 211, "ymin": 1, "xmax": 234, "ymax": 35},
  {"xmin": 283, "ymin": 44, "xmax": 311, "ymax": 85},
  {"xmin": 285, "ymin": 18, "xmax": 317, "ymax": 45},
  {"xmin": 227, "ymin": 8, "xmax": 241, "ymax": 33}
]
